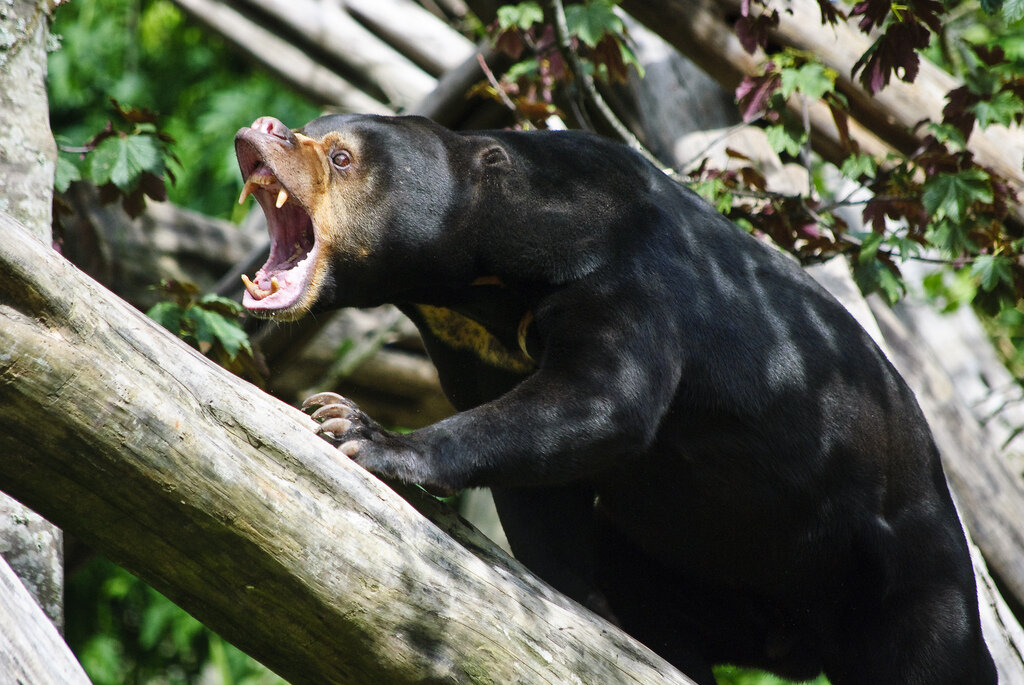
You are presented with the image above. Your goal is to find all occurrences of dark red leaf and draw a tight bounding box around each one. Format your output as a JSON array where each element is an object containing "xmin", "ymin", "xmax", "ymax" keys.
[
  {"xmin": 814, "ymin": 0, "xmax": 844, "ymax": 24},
  {"xmin": 851, "ymin": 21, "xmax": 929, "ymax": 93},
  {"xmin": 850, "ymin": 0, "xmax": 890, "ymax": 32},
  {"xmin": 735, "ymin": 68, "xmax": 781, "ymax": 122},
  {"xmin": 495, "ymin": 29, "xmax": 525, "ymax": 60},
  {"xmin": 735, "ymin": 9, "xmax": 779, "ymax": 54},
  {"xmin": 911, "ymin": 0, "xmax": 944, "ymax": 34},
  {"xmin": 942, "ymin": 85, "xmax": 979, "ymax": 138}
]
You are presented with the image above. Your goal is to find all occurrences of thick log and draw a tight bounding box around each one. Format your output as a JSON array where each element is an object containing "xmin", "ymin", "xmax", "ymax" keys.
[
  {"xmin": 620, "ymin": 0, "xmax": 893, "ymax": 165},
  {"xmin": 868, "ymin": 295, "xmax": 1024, "ymax": 609},
  {"xmin": 0, "ymin": 211, "xmax": 692, "ymax": 684}
]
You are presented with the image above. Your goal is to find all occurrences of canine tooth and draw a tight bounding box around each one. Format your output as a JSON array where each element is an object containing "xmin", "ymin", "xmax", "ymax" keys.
[
  {"xmin": 238, "ymin": 181, "xmax": 254, "ymax": 204},
  {"xmin": 241, "ymin": 274, "xmax": 269, "ymax": 300},
  {"xmin": 276, "ymin": 188, "xmax": 289, "ymax": 208},
  {"xmin": 270, "ymin": 277, "xmax": 281, "ymax": 294}
]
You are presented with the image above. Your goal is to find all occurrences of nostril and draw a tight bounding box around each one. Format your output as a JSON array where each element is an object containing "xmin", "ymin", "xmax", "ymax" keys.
[{"xmin": 251, "ymin": 116, "xmax": 290, "ymax": 141}]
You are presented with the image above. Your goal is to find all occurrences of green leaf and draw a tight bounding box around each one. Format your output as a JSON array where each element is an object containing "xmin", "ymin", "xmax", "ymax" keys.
[
  {"xmin": 921, "ymin": 269, "xmax": 976, "ymax": 312},
  {"xmin": 55, "ymin": 154, "xmax": 82, "ymax": 192},
  {"xmin": 971, "ymin": 253, "xmax": 1014, "ymax": 292},
  {"xmin": 497, "ymin": 1, "xmax": 543, "ymax": 30},
  {"xmin": 926, "ymin": 122, "xmax": 968, "ymax": 148},
  {"xmin": 186, "ymin": 307, "xmax": 251, "ymax": 359},
  {"xmin": 779, "ymin": 62, "xmax": 834, "ymax": 101},
  {"xmin": 199, "ymin": 292, "xmax": 245, "ymax": 317},
  {"xmin": 855, "ymin": 230, "xmax": 885, "ymax": 264},
  {"xmin": 90, "ymin": 133, "xmax": 163, "ymax": 192},
  {"xmin": 922, "ymin": 169, "xmax": 993, "ymax": 224},
  {"xmin": 146, "ymin": 301, "xmax": 184, "ymax": 334},
  {"xmin": 506, "ymin": 58, "xmax": 540, "ymax": 80},
  {"xmin": 764, "ymin": 124, "xmax": 805, "ymax": 157},
  {"xmin": 689, "ymin": 178, "xmax": 733, "ymax": 214},
  {"xmin": 1002, "ymin": 0, "xmax": 1024, "ymax": 22},
  {"xmin": 839, "ymin": 153, "xmax": 876, "ymax": 180},
  {"xmin": 565, "ymin": 0, "xmax": 623, "ymax": 48},
  {"xmin": 972, "ymin": 90, "xmax": 1024, "ymax": 129},
  {"xmin": 877, "ymin": 267, "xmax": 904, "ymax": 304},
  {"xmin": 851, "ymin": 258, "xmax": 904, "ymax": 303}
]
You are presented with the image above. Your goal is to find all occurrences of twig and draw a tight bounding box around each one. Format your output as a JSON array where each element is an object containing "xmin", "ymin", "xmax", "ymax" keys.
[{"xmin": 476, "ymin": 53, "xmax": 519, "ymax": 113}]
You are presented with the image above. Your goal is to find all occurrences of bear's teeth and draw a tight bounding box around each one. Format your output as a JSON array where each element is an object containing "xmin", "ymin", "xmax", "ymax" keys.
[{"xmin": 241, "ymin": 274, "xmax": 270, "ymax": 300}]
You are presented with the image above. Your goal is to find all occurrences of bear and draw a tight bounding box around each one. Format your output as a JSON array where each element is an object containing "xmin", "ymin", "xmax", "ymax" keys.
[{"xmin": 234, "ymin": 113, "xmax": 996, "ymax": 684}]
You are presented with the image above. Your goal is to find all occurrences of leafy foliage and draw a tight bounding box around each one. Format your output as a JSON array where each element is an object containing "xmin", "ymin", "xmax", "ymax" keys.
[
  {"xmin": 66, "ymin": 556, "xmax": 285, "ymax": 685},
  {"xmin": 714, "ymin": 0, "xmax": 1024, "ymax": 314},
  {"xmin": 48, "ymin": 0, "xmax": 321, "ymax": 219},
  {"xmin": 146, "ymin": 280, "xmax": 265, "ymax": 384},
  {"xmin": 476, "ymin": 0, "xmax": 641, "ymax": 127}
]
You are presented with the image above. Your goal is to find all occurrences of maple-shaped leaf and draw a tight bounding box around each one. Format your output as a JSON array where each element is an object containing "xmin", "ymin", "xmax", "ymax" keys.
[
  {"xmin": 850, "ymin": 0, "xmax": 891, "ymax": 32},
  {"xmin": 496, "ymin": 1, "xmax": 543, "ymax": 31},
  {"xmin": 495, "ymin": 28, "xmax": 527, "ymax": 60},
  {"xmin": 862, "ymin": 195, "xmax": 928, "ymax": 233},
  {"xmin": 973, "ymin": 90, "xmax": 1024, "ymax": 128},
  {"xmin": 971, "ymin": 254, "xmax": 1014, "ymax": 292},
  {"xmin": 565, "ymin": 0, "xmax": 622, "ymax": 48},
  {"xmin": 911, "ymin": 0, "xmax": 945, "ymax": 34},
  {"xmin": 814, "ymin": 0, "xmax": 844, "ymax": 25},
  {"xmin": 922, "ymin": 169, "xmax": 993, "ymax": 224},
  {"xmin": 89, "ymin": 133, "xmax": 164, "ymax": 193},
  {"xmin": 109, "ymin": 97, "xmax": 160, "ymax": 126},
  {"xmin": 852, "ymin": 21, "xmax": 930, "ymax": 93}
]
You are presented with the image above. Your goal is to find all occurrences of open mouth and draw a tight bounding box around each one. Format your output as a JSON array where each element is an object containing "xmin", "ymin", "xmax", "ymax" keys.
[{"xmin": 236, "ymin": 158, "xmax": 318, "ymax": 314}]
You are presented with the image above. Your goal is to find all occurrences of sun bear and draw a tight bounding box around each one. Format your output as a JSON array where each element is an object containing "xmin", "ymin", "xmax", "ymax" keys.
[{"xmin": 235, "ymin": 113, "xmax": 996, "ymax": 684}]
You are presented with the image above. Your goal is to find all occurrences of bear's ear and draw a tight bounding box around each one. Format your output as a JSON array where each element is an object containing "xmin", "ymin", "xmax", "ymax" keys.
[{"xmin": 480, "ymin": 144, "xmax": 510, "ymax": 167}]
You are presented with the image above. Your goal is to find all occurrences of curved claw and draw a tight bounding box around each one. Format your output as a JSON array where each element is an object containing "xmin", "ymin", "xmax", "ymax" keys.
[
  {"xmin": 301, "ymin": 391, "xmax": 349, "ymax": 412},
  {"xmin": 319, "ymin": 417, "xmax": 354, "ymax": 436},
  {"xmin": 311, "ymin": 403, "xmax": 354, "ymax": 422}
]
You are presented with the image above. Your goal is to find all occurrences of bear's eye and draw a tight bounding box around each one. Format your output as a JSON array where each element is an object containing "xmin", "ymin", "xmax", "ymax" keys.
[{"xmin": 331, "ymin": 150, "xmax": 352, "ymax": 170}]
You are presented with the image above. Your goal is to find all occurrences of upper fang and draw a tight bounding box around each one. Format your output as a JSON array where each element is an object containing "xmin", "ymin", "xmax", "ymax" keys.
[{"xmin": 276, "ymin": 188, "xmax": 289, "ymax": 208}]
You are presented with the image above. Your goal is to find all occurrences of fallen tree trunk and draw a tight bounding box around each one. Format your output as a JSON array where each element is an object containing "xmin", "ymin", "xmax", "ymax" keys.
[{"xmin": 0, "ymin": 211, "xmax": 692, "ymax": 684}]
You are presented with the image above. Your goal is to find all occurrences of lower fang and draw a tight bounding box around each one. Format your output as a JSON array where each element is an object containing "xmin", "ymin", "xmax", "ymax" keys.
[
  {"xmin": 276, "ymin": 188, "xmax": 289, "ymax": 208},
  {"xmin": 242, "ymin": 274, "xmax": 270, "ymax": 300},
  {"xmin": 271, "ymin": 277, "xmax": 281, "ymax": 294}
]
